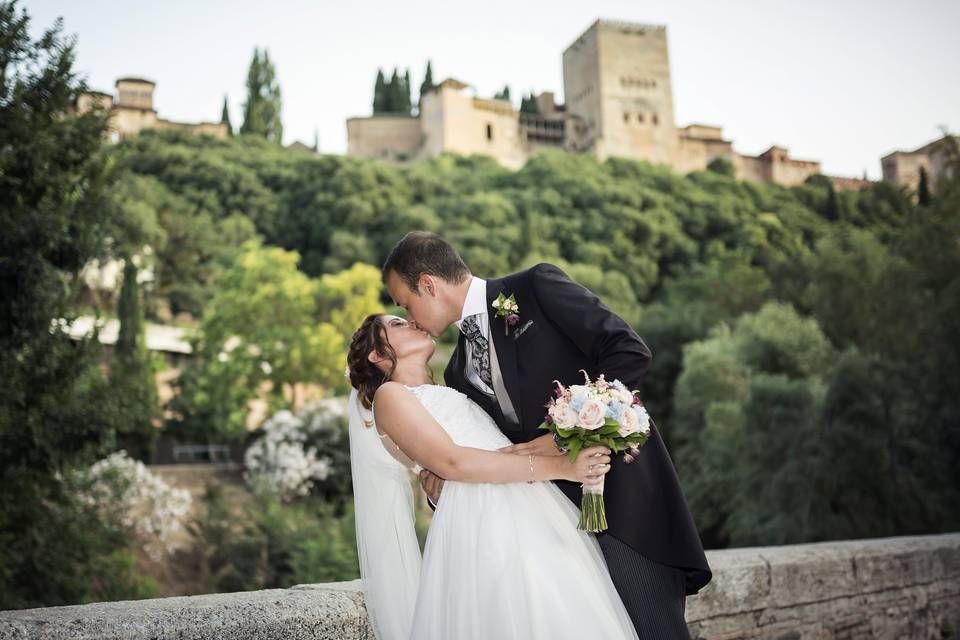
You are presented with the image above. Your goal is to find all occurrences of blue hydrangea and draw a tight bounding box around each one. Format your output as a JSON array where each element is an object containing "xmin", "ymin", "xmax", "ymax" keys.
[
  {"xmin": 570, "ymin": 392, "xmax": 586, "ymax": 412},
  {"xmin": 606, "ymin": 401, "xmax": 626, "ymax": 421}
]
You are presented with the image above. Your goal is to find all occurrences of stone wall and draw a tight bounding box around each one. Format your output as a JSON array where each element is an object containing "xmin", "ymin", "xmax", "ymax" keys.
[{"xmin": 2, "ymin": 533, "xmax": 957, "ymax": 639}]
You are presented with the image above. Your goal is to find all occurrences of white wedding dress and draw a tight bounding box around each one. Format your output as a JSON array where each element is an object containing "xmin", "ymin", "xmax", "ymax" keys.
[{"xmin": 348, "ymin": 383, "xmax": 638, "ymax": 640}]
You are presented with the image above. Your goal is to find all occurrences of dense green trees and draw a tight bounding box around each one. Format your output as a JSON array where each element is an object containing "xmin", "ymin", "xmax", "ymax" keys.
[{"xmin": 0, "ymin": 0, "xmax": 157, "ymax": 607}]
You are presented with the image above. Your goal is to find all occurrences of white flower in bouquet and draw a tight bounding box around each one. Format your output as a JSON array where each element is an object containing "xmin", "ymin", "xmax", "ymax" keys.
[
  {"xmin": 548, "ymin": 402, "xmax": 578, "ymax": 430},
  {"xmin": 617, "ymin": 405, "xmax": 641, "ymax": 436}
]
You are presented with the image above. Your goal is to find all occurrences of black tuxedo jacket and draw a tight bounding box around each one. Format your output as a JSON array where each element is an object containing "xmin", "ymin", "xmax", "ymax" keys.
[{"xmin": 443, "ymin": 262, "xmax": 712, "ymax": 595}]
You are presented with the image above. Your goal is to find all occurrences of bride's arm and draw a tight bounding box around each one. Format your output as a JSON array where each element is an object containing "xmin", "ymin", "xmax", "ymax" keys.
[{"xmin": 373, "ymin": 382, "xmax": 610, "ymax": 485}]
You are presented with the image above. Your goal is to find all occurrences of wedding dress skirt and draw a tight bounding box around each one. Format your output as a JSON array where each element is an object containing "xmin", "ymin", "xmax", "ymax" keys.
[{"xmin": 404, "ymin": 384, "xmax": 638, "ymax": 640}]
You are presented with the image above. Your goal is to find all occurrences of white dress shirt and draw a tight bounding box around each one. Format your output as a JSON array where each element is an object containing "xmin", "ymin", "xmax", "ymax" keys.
[{"xmin": 455, "ymin": 276, "xmax": 495, "ymax": 396}]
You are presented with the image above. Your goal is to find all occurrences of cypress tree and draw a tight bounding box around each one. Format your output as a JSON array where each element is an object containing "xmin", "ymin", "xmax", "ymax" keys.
[
  {"xmin": 373, "ymin": 68, "xmax": 386, "ymax": 113},
  {"xmin": 418, "ymin": 60, "xmax": 434, "ymax": 111},
  {"xmin": 112, "ymin": 256, "xmax": 159, "ymax": 461},
  {"xmin": 241, "ymin": 48, "xmax": 283, "ymax": 143},
  {"xmin": 240, "ymin": 49, "xmax": 262, "ymax": 135},
  {"xmin": 388, "ymin": 68, "xmax": 401, "ymax": 113},
  {"xmin": 918, "ymin": 166, "xmax": 932, "ymax": 206},
  {"xmin": 220, "ymin": 95, "xmax": 232, "ymax": 136},
  {"xmin": 403, "ymin": 68, "xmax": 412, "ymax": 114},
  {"xmin": 520, "ymin": 91, "xmax": 539, "ymax": 114}
]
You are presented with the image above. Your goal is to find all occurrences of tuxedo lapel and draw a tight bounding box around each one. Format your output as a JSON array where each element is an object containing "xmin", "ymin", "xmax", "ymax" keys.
[{"xmin": 486, "ymin": 278, "xmax": 523, "ymax": 425}]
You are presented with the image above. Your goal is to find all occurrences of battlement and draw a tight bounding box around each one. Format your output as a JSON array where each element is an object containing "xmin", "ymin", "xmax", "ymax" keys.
[{"xmin": 564, "ymin": 18, "xmax": 667, "ymax": 54}]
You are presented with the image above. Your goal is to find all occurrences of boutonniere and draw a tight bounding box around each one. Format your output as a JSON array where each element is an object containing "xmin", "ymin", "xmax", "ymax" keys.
[{"xmin": 492, "ymin": 292, "xmax": 520, "ymax": 336}]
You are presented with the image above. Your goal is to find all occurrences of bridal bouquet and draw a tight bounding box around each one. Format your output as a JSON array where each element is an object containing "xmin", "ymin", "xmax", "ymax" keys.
[{"xmin": 538, "ymin": 371, "xmax": 651, "ymax": 532}]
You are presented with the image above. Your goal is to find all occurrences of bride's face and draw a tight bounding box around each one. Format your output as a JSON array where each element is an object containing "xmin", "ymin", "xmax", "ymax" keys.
[{"xmin": 368, "ymin": 314, "xmax": 435, "ymax": 371}]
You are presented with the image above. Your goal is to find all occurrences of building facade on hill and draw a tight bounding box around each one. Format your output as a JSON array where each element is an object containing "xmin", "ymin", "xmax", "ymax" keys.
[
  {"xmin": 881, "ymin": 135, "xmax": 959, "ymax": 194},
  {"xmin": 77, "ymin": 77, "xmax": 228, "ymax": 142},
  {"xmin": 347, "ymin": 19, "xmax": 874, "ymax": 190}
]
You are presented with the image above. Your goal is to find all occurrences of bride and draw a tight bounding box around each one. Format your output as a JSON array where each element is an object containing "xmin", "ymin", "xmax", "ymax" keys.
[{"xmin": 346, "ymin": 312, "xmax": 639, "ymax": 640}]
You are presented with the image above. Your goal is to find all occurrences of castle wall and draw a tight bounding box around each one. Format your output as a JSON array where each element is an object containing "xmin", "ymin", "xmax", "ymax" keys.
[
  {"xmin": 562, "ymin": 22, "xmax": 602, "ymax": 153},
  {"xmin": 676, "ymin": 131, "xmax": 734, "ymax": 174},
  {"xmin": 882, "ymin": 152, "xmax": 929, "ymax": 193},
  {"xmin": 346, "ymin": 115, "xmax": 421, "ymax": 160},
  {"xmin": 735, "ymin": 148, "xmax": 821, "ymax": 187},
  {"xmin": 112, "ymin": 106, "xmax": 160, "ymax": 140},
  {"xmin": 3, "ymin": 533, "xmax": 958, "ymax": 639},
  {"xmin": 419, "ymin": 86, "xmax": 526, "ymax": 169}
]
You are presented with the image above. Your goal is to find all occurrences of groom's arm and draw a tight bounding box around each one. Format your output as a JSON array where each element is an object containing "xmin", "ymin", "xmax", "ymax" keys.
[{"xmin": 529, "ymin": 262, "xmax": 651, "ymax": 391}]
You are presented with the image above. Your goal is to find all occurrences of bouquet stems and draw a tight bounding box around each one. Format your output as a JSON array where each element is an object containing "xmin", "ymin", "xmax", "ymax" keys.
[{"xmin": 578, "ymin": 477, "xmax": 608, "ymax": 532}]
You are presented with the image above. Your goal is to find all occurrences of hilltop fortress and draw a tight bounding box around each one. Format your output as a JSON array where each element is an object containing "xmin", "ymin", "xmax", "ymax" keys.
[
  {"xmin": 348, "ymin": 19, "xmax": 939, "ymax": 191},
  {"xmin": 73, "ymin": 19, "xmax": 953, "ymax": 193}
]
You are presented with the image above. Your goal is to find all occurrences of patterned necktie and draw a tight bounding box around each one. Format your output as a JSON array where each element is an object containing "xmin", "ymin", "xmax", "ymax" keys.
[{"xmin": 460, "ymin": 314, "xmax": 493, "ymax": 390}]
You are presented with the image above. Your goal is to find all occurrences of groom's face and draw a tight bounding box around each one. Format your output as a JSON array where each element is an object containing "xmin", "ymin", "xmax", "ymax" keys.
[{"xmin": 385, "ymin": 270, "xmax": 448, "ymax": 338}]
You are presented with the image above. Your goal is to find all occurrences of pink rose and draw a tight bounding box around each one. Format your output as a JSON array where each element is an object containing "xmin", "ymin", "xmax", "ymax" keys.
[
  {"xmin": 577, "ymin": 398, "xmax": 606, "ymax": 431},
  {"xmin": 549, "ymin": 402, "xmax": 578, "ymax": 430}
]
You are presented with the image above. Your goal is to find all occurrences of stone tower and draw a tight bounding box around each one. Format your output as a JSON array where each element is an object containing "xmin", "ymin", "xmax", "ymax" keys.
[
  {"xmin": 115, "ymin": 77, "xmax": 155, "ymax": 111},
  {"xmin": 562, "ymin": 19, "xmax": 678, "ymax": 165}
]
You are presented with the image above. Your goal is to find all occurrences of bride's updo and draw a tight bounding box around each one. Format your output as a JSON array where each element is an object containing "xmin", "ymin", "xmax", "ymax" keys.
[{"xmin": 347, "ymin": 314, "xmax": 396, "ymax": 411}]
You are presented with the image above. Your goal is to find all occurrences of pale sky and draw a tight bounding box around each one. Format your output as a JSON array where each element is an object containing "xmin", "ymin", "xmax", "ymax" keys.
[{"xmin": 26, "ymin": 0, "xmax": 960, "ymax": 179}]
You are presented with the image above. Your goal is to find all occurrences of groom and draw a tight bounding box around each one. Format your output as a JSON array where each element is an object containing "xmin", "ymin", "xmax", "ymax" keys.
[{"xmin": 383, "ymin": 231, "xmax": 711, "ymax": 638}]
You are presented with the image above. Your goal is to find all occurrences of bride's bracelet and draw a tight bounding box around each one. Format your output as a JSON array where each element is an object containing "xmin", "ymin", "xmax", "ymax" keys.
[{"xmin": 527, "ymin": 454, "xmax": 534, "ymax": 484}]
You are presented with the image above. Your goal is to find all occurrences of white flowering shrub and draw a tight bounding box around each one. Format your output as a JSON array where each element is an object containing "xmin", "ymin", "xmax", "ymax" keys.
[
  {"xmin": 77, "ymin": 450, "xmax": 193, "ymax": 561},
  {"xmin": 244, "ymin": 398, "xmax": 349, "ymax": 503}
]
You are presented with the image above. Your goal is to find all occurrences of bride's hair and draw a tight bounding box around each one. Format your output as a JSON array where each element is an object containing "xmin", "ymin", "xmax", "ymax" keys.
[
  {"xmin": 348, "ymin": 314, "xmax": 396, "ymax": 411},
  {"xmin": 347, "ymin": 314, "xmax": 436, "ymax": 412}
]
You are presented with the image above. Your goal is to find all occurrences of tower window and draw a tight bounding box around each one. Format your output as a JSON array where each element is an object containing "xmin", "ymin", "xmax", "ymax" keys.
[
  {"xmin": 486, "ymin": 124, "xmax": 493, "ymax": 141},
  {"xmin": 638, "ymin": 113, "xmax": 645, "ymax": 123},
  {"xmin": 623, "ymin": 113, "xmax": 629, "ymax": 123},
  {"xmin": 652, "ymin": 114, "xmax": 659, "ymax": 126}
]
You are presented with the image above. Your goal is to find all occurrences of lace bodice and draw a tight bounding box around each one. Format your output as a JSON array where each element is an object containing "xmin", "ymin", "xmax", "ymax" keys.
[{"xmin": 402, "ymin": 384, "xmax": 513, "ymax": 452}]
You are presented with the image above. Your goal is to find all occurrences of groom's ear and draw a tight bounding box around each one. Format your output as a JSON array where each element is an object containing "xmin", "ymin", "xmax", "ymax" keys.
[{"xmin": 420, "ymin": 274, "xmax": 438, "ymax": 297}]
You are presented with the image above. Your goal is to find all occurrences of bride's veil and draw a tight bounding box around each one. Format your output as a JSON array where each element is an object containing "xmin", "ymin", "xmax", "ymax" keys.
[{"xmin": 347, "ymin": 387, "xmax": 421, "ymax": 640}]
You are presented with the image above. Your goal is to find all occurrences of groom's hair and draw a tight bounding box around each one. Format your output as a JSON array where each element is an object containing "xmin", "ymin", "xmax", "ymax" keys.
[{"xmin": 382, "ymin": 231, "xmax": 471, "ymax": 293}]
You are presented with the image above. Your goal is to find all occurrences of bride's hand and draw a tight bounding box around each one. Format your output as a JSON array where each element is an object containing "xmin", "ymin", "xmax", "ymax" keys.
[
  {"xmin": 563, "ymin": 446, "xmax": 611, "ymax": 485},
  {"xmin": 498, "ymin": 433, "xmax": 564, "ymax": 456}
]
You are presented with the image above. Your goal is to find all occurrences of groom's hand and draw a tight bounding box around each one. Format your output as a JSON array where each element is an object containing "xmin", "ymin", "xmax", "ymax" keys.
[
  {"xmin": 419, "ymin": 469, "xmax": 445, "ymax": 504},
  {"xmin": 499, "ymin": 433, "xmax": 564, "ymax": 457}
]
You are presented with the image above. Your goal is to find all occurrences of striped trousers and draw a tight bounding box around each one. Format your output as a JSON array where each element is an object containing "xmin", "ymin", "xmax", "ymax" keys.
[{"xmin": 596, "ymin": 532, "xmax": 692, "ymax": 640}]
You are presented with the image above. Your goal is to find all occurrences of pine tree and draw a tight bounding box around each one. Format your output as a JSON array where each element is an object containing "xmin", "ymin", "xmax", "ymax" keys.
[
  {"xmin": 418, "ymin": 60, "xmax": 435, "ymax": 111},
  {"xmin": 918, "ymin": 166, "xmax": 932, "ymax": 206},
  {"xmin": 220, "ymin": 95, "xmax": 232, "ymax": 136},
  {"xmin": 403, "ymin": 68, "xmax": 412, "ymax": 114},
  {"xmin": 373, "ymin": 68, "xmax": 386, "ymax": 114},
  {"xmin": 241, "ymin": 47, "xmax": 283, "ymax": 143}
]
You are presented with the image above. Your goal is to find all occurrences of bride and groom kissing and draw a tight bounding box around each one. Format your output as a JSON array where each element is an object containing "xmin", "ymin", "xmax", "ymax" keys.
[{"xmin": 345, "ymin": 231, "xmax": 712, "ymax": 639}]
